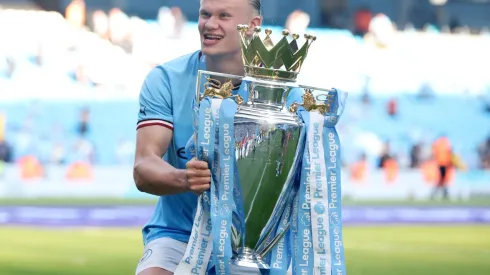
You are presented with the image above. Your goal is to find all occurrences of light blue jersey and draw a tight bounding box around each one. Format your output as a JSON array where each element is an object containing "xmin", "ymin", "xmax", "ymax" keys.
[{"xmin": 136, "ymin": 50, "xmax": 304, "ymax": 246}]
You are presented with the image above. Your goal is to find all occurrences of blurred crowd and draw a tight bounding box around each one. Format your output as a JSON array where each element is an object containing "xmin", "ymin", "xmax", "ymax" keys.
[{"xmin": 0, "ymin": 0, "xmax": 490, "ymax": 184}]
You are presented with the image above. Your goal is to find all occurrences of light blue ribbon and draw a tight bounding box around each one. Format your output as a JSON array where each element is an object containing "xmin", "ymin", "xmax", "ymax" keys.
[
  {"xmin": 213, "ymin": 98, "xmax": 238, "ymax": 275},
  {"xmin": 175, "ymin": 97, "xmax": 216, "ymax": 275},
  {"xmin": 294, "ymin": 110, "xmax": 314, "ymax": 275},
  {"xmin": 289, "ymin": 88, "xmax": 346, "ymax": 275},
  {"xmin": 323, "ymin": 90, "xmax": 346, "ymax": 275}
]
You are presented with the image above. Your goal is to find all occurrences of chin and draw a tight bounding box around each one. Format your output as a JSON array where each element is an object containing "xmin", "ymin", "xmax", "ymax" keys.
[
  {"xmin": 201, "ymin": 45, "xmax": 236, "ymax": 58},
  {"xmin": 201, "ymin": 47, "xmax": 222, "ymax": 57}
]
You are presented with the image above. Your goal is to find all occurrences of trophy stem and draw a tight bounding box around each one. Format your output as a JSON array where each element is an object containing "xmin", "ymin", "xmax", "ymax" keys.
[{"xmin": 231, "ymin": 247, "xmax": 269, "ymax": 270}]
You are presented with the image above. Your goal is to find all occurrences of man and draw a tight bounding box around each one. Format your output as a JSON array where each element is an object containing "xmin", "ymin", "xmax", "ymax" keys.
[
  {"xmin": 133, "ymin": 1, "xmax": 263, "ymax": 274},
  {"xmin": 430, "ymin": 135, "xmax": 452, "ymax": 200}
]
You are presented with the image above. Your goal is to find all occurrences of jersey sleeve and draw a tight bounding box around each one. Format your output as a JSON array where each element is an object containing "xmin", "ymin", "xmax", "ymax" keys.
[{"xmin": 136, "ymin": 66, "xmax": 174, "ymax": 131}]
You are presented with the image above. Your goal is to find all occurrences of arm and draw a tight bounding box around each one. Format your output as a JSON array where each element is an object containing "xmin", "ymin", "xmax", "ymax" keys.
[
  {"xmin": 133, "ymin": 125, "xmax": 188, "ymax": 195},
  {"xmin": 132, "ymin": 66, "xmax": 210, "ymax": 196}
]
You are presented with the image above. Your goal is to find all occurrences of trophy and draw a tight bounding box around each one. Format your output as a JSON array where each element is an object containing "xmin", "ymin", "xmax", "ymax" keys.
[
  {"xmin": 175, "ymin": 25, "xmax": 346, "ymax": 274},
  {"xmin": 189, "ymin": 25, "xmax": 346, "ymax": 273}
]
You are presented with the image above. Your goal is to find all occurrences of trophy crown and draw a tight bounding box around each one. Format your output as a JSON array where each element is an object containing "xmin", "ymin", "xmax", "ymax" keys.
[{"xmin": 237, "ymin": 24, "xmax": 315, "ymax": 82}]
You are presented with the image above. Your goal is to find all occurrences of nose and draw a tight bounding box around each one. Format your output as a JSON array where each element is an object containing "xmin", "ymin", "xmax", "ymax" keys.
[{"xmin": 204, "ymin": 15, "xmax": 219, "ymax": 30}]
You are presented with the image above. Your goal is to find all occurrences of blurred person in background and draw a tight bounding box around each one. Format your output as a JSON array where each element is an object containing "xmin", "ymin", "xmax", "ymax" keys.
[
  {"xmin": 0, "ymin": 113, "xmax": 12, "ymax": 164},
  {"xmin": 350, "ymin": 153, "xmax": 368, "ymax": 183},
  {"xmin": 478, "ymin": 134, "xmax": 490, "ymax": 169},
  {"xmin": 449, "ymin": 16, "xmax": 462, "ymax": 34},
  {"xmin": 353, "ymin": 5, "xmax": 373, "ymax": 37},
  {"xmin": 76, "ymin": 108, "xmax": 90, "ymax": 136},
  {"xmin": 377, "ymin": 141, "xmax": 392, "ymax": 169},
  {"xmin": 65, "ymin": 0, "xmax": 86, "ymax": 29},
  {"xmin": 171, "ymin": 7, "xmax": 187, "ymax": 38},
  {"xmin": 108, "ymin": 8, "xmax": 132, "ymax": 53},
  {"xmin": 387, "ymin": 98, "xmax": 398, "ymax": 118},
  {"xmin": 365, "ymin": 13, "xmax": 396, "ymax": 49},
  {"xmin": 90, "ymin": 10, "xmax": 109, "ymax": 39},
  {"xmin": 157, "ymin": 7, "xmax": 175, "ymax": 37},
  {"xmin": 410, "ymin": 143, "xmax": 422, "ymax": 169},
  {"xmin": 157, "ymin": 6, "xmax": 187, "ymax": 39},
  {"xmin": 384, "ymin": 155, "xmax": 399, "ymax": 184},
  {"xmin": 0, "ymin": 139, "xmax": 12, "ymax": 163},
  {"xmin": 132, "ymin": 0, "xmax": 263, "ymax": 274},
  {"xmin": 285, "ymin": 10, "xmax": 310, "ymax": 35},
  {"xmin": 430, "ymin": 135, "xmax": 453, "ymax": 200}
]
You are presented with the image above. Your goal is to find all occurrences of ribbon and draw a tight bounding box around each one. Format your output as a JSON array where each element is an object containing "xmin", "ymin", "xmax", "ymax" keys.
[
  {"xmin": 213, "ymin": 98, "xmax": 238, "ymax": 275},
  {"xmin": 288, "ymin": 89, "xmax": 346, "ymax": 275},
  {"xmin": 178, "ymin": 94, "xmax": 241, "ymax": 275},
  {"xmin": 307, "ymin": 110, "xmax": 332, "ymax": 275},
  {"xmin": 175, "ymin": 97, "xmax": 218, "ymax": 275},
  {"xmin": 323, "ymin": 89, "xmax": 346, "ymax": 275},
  {"xmin": 268, "ymin": 185, "xmax": 297, "ymax": 275},
  {"xmin": 294, "ymin": 117, "xmax": 314, "ymax": 275}
]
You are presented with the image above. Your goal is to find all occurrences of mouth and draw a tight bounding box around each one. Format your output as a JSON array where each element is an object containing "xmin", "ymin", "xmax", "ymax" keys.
[{"xmin": 203, "ymin": 34, "xmax": 224, "ymax": 41}]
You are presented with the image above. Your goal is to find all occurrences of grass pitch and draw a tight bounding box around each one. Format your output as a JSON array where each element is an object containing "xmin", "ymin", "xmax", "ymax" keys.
[{"xmin": 0, "ymin": 226, "xmax": 488, "ymax": 275}]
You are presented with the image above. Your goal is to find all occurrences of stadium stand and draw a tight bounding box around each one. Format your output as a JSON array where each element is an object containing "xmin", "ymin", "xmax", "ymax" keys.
[{"xmin": 0, "ymin": 7, "xmax": 489, "ymax": 174}]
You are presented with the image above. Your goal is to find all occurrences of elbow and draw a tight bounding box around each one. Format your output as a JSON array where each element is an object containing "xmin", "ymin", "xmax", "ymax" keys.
[{"xmin": 133, "ymin": 162, "xmax": 147, "ymax": 192}]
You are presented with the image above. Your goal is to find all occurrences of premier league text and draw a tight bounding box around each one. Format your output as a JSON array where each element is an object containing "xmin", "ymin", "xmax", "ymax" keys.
[
  {"xmin": 311, "ymin": 122, "xmax": 330, "ymax": 274},
  {"xmin": 185, "ymin": 207, "xmax": 212, "ymax": 274},
  {"xmin": 221, "ymin": 123, "xmax": 231, "ymax": 200},
  {"xmin": 201, "ymin": 107, "xmax": 212, "ymax": 159},
  {"xmin": 327, "ymin": 131, "xmax": 344, "ymax": 273}
]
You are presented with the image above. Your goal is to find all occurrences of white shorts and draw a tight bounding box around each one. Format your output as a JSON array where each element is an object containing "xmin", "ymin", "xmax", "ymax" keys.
[
  {"xmin": 136, "ymin": 237, "xmax": 187, "ymax": 274},
  {"xmin": 135, "ymin": 237, "xmax": 292, "ymax": 275}
]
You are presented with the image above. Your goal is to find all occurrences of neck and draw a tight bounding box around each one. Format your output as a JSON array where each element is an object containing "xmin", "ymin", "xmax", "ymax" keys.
[{"xmin": 205, "ymin": 52, "xmax": 245, "ymax": 83}]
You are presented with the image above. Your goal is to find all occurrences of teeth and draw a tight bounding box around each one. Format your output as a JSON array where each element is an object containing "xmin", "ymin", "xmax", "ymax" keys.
[{"xmin": 205, "ymin": 35, "xmax": 223, "ymax": 40}]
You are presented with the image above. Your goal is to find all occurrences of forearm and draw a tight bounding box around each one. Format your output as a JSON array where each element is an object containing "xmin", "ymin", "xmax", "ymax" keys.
[{"xmin": 133, "ymin": 155, "xmax": 189, "ymax": 196}]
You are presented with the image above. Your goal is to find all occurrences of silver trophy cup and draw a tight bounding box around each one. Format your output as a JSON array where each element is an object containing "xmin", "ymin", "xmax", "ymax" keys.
[
  {"xmin": 194, "ymin": 25, "xmax": 332, "ymax": 270},
  {"xmin": 195, "ymin": 70, "xmax": 303, "ymax": 270}
]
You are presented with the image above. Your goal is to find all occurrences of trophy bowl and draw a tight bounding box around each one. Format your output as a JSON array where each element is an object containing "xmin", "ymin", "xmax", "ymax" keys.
[{"xmin": 231, "ymin": 78, "xmax": 304, "ymax": 269}]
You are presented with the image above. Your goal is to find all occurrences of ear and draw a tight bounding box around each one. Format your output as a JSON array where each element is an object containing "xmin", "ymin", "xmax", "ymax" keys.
[{"xmin": 246, "ymin": 16, "xmax": 263, "ymax": 36}]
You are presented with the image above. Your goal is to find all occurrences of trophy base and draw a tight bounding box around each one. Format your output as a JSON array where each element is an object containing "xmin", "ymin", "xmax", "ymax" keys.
[{"xmin": 231, "ymin": 247, "xmax": 269, "ymax": 270}]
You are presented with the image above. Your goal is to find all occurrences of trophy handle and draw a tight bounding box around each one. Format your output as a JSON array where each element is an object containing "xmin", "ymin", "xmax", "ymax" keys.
[
  {"xmin": 194, "ymin": 70, "xmax": 245, "ymax": 162},
  {"xmin": 296, "ymin": 85, "xmax": 348, "ymax": 117},
  {"xmin": 195, "ymin": 70, "xmax": 245, "ymax": 106}
]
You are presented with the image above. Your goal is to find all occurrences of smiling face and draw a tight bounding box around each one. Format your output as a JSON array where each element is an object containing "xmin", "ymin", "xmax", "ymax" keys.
[{"xmin": 198, "ymin": 0, "xmax": 261, "ymax": 58}]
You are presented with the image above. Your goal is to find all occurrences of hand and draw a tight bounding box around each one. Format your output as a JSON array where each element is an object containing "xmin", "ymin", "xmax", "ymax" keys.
[{"xmin": 185, "ymin": 158, "xmax": 211, "ymax": 195}]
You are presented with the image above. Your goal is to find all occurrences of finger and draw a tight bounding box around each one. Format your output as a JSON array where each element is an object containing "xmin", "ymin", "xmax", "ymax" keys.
[
  {"xmin": 189, "ymin": 183, "xmax": 211, "ymax": 193},
  {"xmin": 186, "ymin": 158, "xmax": 197, "ymax": 168},
  {"xmin": 187, "ymin": 177, "xmax": 211, "ymax": 186},
  {"xmin": 186, "ymin": 169, "xmax": 211, "ymax": 178},
  {"xmin": 187, "ymin": 160, "xmax": 209, "ymax": 170}
]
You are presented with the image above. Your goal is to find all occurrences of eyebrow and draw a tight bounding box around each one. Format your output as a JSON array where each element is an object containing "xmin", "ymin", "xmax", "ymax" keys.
[{"xmin": 199, "ymin": 7, "xmax": 233, "ymax": 15}]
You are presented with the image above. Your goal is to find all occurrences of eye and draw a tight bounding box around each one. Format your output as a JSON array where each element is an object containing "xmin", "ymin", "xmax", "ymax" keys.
[
  {"xmin": 200, "ymin": 11, "xmax": 211, "ymax": 19},
  {"xmin": 220, "ymin": 12, "xmax": 231, "ymax": 19}
]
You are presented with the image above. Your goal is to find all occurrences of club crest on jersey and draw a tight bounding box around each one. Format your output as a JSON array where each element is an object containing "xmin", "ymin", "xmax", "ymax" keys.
[{"xmin": 139, "ymin": 106, "xmax": 147, "ymax": 116}]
